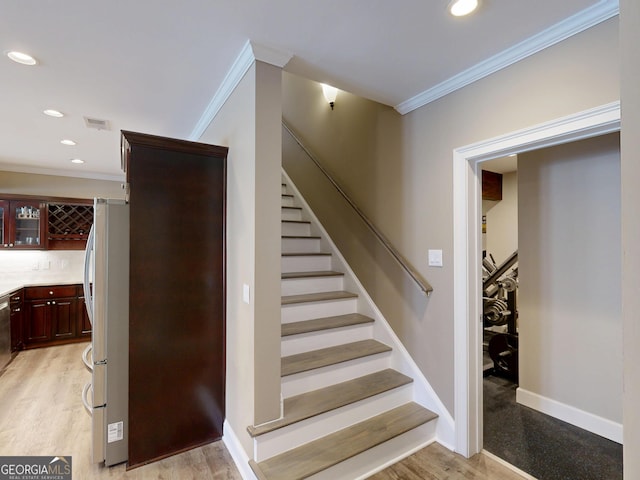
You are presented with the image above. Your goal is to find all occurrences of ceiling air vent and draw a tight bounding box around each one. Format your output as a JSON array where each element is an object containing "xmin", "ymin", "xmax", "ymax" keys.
[{"xmin": 84, "ymin": 116, "xmax": 110, "ymax": 130}]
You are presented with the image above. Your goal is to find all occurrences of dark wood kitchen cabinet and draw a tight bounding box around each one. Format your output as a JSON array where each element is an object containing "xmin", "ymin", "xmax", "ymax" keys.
[
  {"xmin": 0, "ymin": 195, "xmax": 93, "ymax": 250},
  {"xmin": 0, "ymin": 199, "xmax": 46, "ymax": 249},
  {"xmin": 21, "ymin": 285, "xmax": 89, "ymax": 348},
  {"xmin": 46, "ymin": 201, "xmax": 93, "ymax": 250},
  {"xmin": 122, "ymin": 130, "xmax": 227, "ymax": 468}
]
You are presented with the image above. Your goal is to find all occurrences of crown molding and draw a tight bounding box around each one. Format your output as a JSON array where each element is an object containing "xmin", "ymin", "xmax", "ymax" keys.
[
  {"xmin": 190, "ymin": 40, "xmax": 293, "ymax": 140},
  {"xmin": 395, "ymin": 0, "xmax": 620, "ymax": 115}
]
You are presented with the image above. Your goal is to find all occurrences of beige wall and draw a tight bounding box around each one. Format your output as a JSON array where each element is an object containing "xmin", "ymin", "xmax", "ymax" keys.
[
  {"xmin": 620, "ymin": 0, "xmax": 639, "ymax": 477},
  {"xmin": 0, "ymin": 171, "xmax": 124, "ymax": 199},
  {"xmin": 199, "ymin": 61, "xmax": 282, "ymax": 455},
  {"xmin": 517, "ymin": 134, "xmax": 621, "ymax": 424},
  {"xmin": 282, "ymin": 17, "xmax": 619, "ymax": 415}
]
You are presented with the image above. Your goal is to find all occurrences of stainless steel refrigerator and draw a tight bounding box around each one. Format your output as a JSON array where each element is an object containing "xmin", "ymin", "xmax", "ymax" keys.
[{"xmin": 81, "ymin": 198, "xmax": 129, "ymax": 466}]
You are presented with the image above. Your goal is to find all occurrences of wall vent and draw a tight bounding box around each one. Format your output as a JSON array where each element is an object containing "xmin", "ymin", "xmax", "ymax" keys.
[{"xmin": 84, "ymin": 116, "xmax": 110, "ymax": 130}]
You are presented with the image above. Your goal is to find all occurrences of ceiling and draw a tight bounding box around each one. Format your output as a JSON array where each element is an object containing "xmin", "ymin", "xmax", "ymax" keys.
[{"xmin": 0, "ymin": 0, "xmax": 616, "ymax": 181}]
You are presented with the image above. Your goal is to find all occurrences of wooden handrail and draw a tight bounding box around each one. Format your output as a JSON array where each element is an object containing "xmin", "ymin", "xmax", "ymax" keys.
[{"xmin": 282, "ymin": 121, "xmax": 433, "ymax": 295}]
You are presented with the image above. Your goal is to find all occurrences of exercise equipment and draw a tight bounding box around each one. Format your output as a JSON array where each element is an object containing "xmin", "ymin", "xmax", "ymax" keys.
[{"xmin": 483, "ymin": 250, "xmax": 518, "ymax": 381}]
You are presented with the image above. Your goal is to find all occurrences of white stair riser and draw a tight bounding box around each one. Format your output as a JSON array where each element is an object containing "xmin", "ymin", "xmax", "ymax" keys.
[
  {"xmin": 281, "ymin": 298, "xmax": 357, "ymax": 323},
  {"xmin": 281, "ymin": 324, "xmax": 374, "ymax": 356},
  {"xmin": 281, "ymin": 196, "xmax": 296, "ymax": 207},
  {"xmin": 281, "ymin": 185, "xmax": 288, "ymax": 195},
  {"xmin": 281, "ymin": 352, "xmax": 392, "ymax": 397},
  {"xmin": 281, "ymin": 208, "xmax": 303, "ymax": 221},
  {"xmin": 306, "ymin": 421, "xmax": 437, "ymax": 480},
  {"xmin": 282, "ymin": 237, "xmax": 321, "ymax": 254},
  {"xmin": 253, "ymin": 385, "xmax": 414, "ymax": 462},
  {"xmin": 282, "ymin": 255, "xmax": 331, "ymax": 273},
  {"xmin": 281, "ymin": 276, "xmax": 344, "ymax": 296},
  {"xmin": 282, "ymin": 222, "xmax": 311, "ymax": 236}
]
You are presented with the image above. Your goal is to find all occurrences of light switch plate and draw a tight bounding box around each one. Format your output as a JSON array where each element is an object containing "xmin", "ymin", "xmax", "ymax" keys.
[
  {"xmin": 242, "ymin": 284, "xmax": 250, "ymax": 304},
  {"xmin": 428, "ymin": 249, "xmax": 443, "ymax": 267}
]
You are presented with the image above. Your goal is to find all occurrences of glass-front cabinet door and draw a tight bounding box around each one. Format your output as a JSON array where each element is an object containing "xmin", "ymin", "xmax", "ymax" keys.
[
  {"xmin": 0, "ymin": 200, "xmax": 8, "ymax": 247},
  {"xmin": 11, "ymin": 201, "xmax": 44, "ymax": 248},
  {"xmin": 1, "ymin": 200, "xmax": 45, "ymax": 249}
]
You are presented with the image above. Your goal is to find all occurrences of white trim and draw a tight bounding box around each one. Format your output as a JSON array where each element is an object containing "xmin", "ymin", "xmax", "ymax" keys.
[
  {"xmin": 250, "ymin": 41, "xmax": 294, "ymax": 68},
  {"xmin": 516, "ymin": 388, "xmax": 623, "ymax": 444},
  {"xmin": 190, "ymin": 40, "xmax": 292, "ymax": 141},
  {"xmin": 281, "ymin": 168, "xmax": 456, "ymax": 448},
  {"xmin": 0, "ymin": 163, "xmax": 125, "ymax": 182},
  {"xmin": 223, "ymin": 420, "xmax": 259, "ymax": 480},
  {"xmin": 453, "ymin": 101, "xmax": 621, "ymax": 457},
  {"xmin": 395, "ymin": 0, "xmax": 619, "ymax": 115}
]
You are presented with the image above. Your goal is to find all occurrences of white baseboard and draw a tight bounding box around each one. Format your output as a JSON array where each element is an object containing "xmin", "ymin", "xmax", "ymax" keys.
[
  {"xmin": 223, "ymin": 420, "xmax": 258, "ymax": 480},
  {"xmin": 515, "ymin": 387, "xmax": 623, "ymax": 444}
]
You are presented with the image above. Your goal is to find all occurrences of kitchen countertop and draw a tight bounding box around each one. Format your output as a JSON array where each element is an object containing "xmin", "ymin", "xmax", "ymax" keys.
[{"xmin": 0, "ymin": 280, "xmax": 83, "ymax": 299}]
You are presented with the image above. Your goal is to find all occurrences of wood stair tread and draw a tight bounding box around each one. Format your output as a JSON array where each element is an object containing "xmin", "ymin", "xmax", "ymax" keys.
[
  {"xmin": 248, "ymin": 369, "xmax": 413, "ymax": 437},
  {"xmin": 282, "ymin": 291, "xmax": 357, "ymax": 305},
  {"xmin": 281, "ymin": 220, "xmax": 310, "ymax": 224},
  {"xmin": 282, "ymin": 206, "xmax": 302, "ymax": 210},
  {"xmin": 249, "ymin": 402, "xmax": 438, "ymax": 480},
  {"xmin": 281, "ymin": 339, "xmax": 391, "ymax": 376},
  {"xmin": 281, "ymin": 270, "xmax": 344, "ymax": 280},
  {"xmin": 282, "ymin": 313, "xmax": 373, "ymax": 337},
  {"xmin": 282, "ymin": 252, "xmax": 331, "ymax": 257}
]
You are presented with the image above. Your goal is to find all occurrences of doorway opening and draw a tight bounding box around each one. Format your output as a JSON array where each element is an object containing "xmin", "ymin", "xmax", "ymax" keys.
[
  {"xmin": 479, "ymin": 138, "xmax": 623, "ymax": 479},
  {"xmin": 453, "ymin": 101, "xmax": 621, "ymax": 461}
]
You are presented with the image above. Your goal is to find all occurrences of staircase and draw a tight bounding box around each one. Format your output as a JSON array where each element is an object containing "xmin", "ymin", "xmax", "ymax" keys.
[{"xmin": 247, "ymin": 178, "xmax": 445, "ymax": 480}]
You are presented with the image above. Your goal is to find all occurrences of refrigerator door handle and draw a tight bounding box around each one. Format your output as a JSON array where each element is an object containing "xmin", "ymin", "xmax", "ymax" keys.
[
  {"xmin": 83, "ymin": 224, "xmax": 95, "ymax": 326},
  {"xmin": 82, "ymin": 382, "xmax": 93, "ymax": 416},
  {"xmin": 82, "ymin": 344, "xmax": 93, "ymax": 372}
]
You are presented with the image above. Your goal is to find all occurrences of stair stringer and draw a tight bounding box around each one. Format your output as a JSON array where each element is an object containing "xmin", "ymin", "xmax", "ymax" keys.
[{"xmin": 281, "ymin": 169, "xmax": 455, "ymax": 450}]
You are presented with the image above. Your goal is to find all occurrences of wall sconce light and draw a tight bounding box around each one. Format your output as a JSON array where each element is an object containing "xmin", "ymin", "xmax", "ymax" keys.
[
  {"xmin": 321, "ymin": 84, "xmax": 338, "ymax": 110},
  {"xmin": 448, "ymin": 0, "xmax": 479, "ymax": 16}
]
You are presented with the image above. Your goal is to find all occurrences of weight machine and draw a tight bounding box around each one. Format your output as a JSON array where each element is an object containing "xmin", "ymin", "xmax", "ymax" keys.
[{"xmin": 483, "ymin": 250, "xmax": 518, "ymax": 381}]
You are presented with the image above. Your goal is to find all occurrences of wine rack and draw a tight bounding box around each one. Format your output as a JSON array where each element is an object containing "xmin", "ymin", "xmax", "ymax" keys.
[{"xmin": 47, "ymin": 203, "xmax": 93, "ymax": 248}]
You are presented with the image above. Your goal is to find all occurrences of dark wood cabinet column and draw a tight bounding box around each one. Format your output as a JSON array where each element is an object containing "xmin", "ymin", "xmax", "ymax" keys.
[{"xmin": 122, "ymin": 131, "xmax": 227, "ymax": 469}]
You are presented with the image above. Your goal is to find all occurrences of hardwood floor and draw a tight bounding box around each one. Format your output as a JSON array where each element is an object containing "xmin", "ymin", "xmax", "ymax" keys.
[
  {"xmin": 369, "ymin": 444, "xmax": 529, "ymax": 480},
  {"xmin": 0, "ymin": 343, "xmax": 526, "ymax": 479},
  {"xmin": 0, "ymin": 343, "xmax": 241, "ymax": 480}
]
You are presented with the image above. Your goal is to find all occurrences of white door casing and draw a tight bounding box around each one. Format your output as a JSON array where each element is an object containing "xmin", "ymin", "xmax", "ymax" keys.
[{"xmin": 452, "ymin": 101, "xmax": 621, "ymax": 457}]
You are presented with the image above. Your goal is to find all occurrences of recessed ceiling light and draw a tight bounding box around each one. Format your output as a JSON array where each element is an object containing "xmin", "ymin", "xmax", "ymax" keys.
[
  {"xmin": 70, "ymin": 159, "xmax": 84, "ymax": 164},
  {"xmin": 43, "ymin": 109, "xmax": 64, "ymax": 118},
  {"xmin": 61, "ymin": 139, "xmax": 77, "ymax": 146},
  {"xmin": 7, "ymin": 51, "xmax": 37, "ymax": 66},
  {"xmin": 448, "ymin": 0, "xmax": 479, "ymax": 16}
]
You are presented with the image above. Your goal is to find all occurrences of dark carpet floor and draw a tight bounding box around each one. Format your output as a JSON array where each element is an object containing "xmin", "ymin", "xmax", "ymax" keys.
[{"xmin": 483, "ymin": 375, "xmax": 623, "ymax": 480}]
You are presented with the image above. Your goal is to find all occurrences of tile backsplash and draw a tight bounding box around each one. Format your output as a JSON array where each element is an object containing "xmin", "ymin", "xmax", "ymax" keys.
[{"xmin": 0, "ymin": 250, "xmax": 85, "ymax": 285}]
